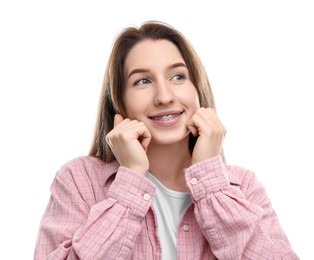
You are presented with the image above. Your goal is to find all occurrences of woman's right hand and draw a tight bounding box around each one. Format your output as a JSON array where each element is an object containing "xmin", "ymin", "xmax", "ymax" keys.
[{"xmin": 106, "ymin": 114, "xmax": 151, "ymax": 175}]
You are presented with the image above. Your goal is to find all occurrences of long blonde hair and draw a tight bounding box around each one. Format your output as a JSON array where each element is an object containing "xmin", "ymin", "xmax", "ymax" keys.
[{"xmin": 89, "ymin": 21, "xmax": 218, "ymax": 162}]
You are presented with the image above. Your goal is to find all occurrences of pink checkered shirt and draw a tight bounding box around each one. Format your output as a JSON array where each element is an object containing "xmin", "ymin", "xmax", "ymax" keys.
[{"xmin": 34, "ymin": 155, "xmax": 299, "ymax": 259}]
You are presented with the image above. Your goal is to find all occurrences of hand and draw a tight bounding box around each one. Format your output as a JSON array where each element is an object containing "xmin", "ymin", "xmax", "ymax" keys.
[
  {"xmin": 187, "ymin": 107, "xmax": 226, "ymax": 164},
  {"xmin": 105, "ymin": 114, "xmax": 151, "ymax": 175}
]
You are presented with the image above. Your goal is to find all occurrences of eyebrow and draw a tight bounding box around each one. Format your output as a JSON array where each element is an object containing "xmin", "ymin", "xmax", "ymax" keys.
[{"xmin": 127, "ymin": 62, "xmax": 187, "ymax": 79}]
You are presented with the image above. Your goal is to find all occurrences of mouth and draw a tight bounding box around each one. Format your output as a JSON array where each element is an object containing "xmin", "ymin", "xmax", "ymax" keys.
[{"xmin": 149, "ymin": 112, "xmax": 183, "ymax": 121}]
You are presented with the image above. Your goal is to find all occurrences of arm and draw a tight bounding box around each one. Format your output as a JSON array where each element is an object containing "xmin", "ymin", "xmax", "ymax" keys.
[
  {"xmin": 185, "ymin": 155, "xmax": 299, "ymax": 259},
  {"xmin": 34, "ymin": 166, "xmax": 155, "ymax": 260}
]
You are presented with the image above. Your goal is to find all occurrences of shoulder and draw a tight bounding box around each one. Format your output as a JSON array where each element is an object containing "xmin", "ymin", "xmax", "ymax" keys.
[
  {"xmin": 59, "ymin": 156, "xmax": 109, "ymax": 170},
  {"xmin": 54, "ymin": 156, "xmax": 119, "ymax": 192},
  {"xmin": 226, "ymin": 164, "xmax": 268, "ymax": 202},
  {"xmin": 57, "ymin": 156, "xmax": 118, "ymax": 177},
  {"xmin": 50, "ymin": 156, "xmax": 120, "ymax": 205},
  {"xmin": 227, "ymin": 164, "xmax": 254, "ymax": 184}
]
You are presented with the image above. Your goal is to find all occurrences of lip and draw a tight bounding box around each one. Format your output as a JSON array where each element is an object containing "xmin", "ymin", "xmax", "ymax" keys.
[
  {"xmin": 148, "ymin": 110, "xmax": 183, "ymax": 127},
  {"xmin": 148, "ymin": 110, "xmax": 183, "ymax": 118}
]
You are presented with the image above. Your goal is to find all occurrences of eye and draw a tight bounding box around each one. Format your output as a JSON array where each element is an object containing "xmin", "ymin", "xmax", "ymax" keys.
[
  {"xmin": 134, "ymin": 77, "xmax": 151, "ymax": 86},
  {"xmin": 171, "ymin": 73, "xmax": 185, "ymax": 81}
]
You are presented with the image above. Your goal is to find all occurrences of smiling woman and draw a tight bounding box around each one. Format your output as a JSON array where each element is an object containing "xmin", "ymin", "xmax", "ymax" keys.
[
  {"xmin": 34, "ymin": 21, "xmax": 299, "ymax": 259},
  {"xmin": 123, "ymin": 40, "xmax": 200, "ymax": 149}
]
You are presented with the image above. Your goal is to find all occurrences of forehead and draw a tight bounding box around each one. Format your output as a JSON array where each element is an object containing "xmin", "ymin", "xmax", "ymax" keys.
[{"xmin": 124, "ymin": 39, "xmax": 185, "ymax": 72}]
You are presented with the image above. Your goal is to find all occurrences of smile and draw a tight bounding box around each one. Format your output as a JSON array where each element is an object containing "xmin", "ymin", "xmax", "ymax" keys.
[{"xmin": 150, "ymin": 113, "xmax": 182, "ymax": 121}]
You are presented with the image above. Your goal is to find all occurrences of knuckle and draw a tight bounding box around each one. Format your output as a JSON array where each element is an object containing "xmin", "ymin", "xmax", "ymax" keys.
[{"xmin": 105, "ymin": 134, "xmax": 112, "ymax": 144}]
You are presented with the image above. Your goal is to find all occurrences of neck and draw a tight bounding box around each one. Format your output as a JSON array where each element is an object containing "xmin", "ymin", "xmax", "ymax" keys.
[{"xmin": 147, "ymin": 138, "xmax": 191, "ymax": 192}]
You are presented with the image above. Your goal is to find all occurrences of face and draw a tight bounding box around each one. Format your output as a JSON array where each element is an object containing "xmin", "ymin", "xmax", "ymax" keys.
[{"xmin": 123, "ymin": 39, "xmax": 200, "ymax": 146}]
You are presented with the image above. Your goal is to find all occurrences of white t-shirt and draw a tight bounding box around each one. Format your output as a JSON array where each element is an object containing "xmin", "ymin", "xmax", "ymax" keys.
[{"xmin": 147, "ymin": 173, "xmax": 191, "ymax": 260}]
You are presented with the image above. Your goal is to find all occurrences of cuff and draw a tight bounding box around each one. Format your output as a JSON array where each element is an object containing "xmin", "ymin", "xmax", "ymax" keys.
[
  {"xmin": 184, "ymin": 155, "xmax": 230, "ymax": 201},
  {"xmin": 107, "ymin": 166, "xmax": 156, "ymax": 218}
]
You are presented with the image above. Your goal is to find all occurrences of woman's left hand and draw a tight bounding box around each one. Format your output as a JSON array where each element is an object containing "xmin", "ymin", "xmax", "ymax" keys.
[{"xmin": 187, "ymin": 107, "xmax": 226, "ymax": 164}]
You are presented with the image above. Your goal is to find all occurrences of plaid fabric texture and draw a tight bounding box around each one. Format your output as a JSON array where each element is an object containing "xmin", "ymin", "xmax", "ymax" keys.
[{"xmin": 34, "ymin": 156, "xmax": 299, "ymax": 259}]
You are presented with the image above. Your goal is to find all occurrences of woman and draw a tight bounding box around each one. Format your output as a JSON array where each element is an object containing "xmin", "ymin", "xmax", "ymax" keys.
[{"xmin": 34, "ymin": 21, "xmax": 299, "ymax": 259}]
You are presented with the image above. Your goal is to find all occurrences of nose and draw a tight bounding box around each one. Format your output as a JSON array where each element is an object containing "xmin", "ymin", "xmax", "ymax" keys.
[{"xmin": 154, "ymin": 81, "xmax": 175, "ymax": 106}]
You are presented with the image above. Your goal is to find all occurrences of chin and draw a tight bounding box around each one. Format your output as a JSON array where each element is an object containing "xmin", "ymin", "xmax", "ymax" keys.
[{"xmin": 150, "ymin": 131, "xmax": 190, "ymax": 146}]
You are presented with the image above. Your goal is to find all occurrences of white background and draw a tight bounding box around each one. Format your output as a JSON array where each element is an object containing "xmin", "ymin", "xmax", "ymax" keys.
[{"xmin": 1, "ymin": 0, "xmax": 313, "ymax": 259}]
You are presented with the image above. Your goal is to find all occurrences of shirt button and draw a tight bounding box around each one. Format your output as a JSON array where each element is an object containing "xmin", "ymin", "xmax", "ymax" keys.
[
  {"xmin": 183, "ymin": 224, "xmax": 190, "ymax": 232},
  {"xmin": 143, "ymin": 193, "xmax": 151, "ymax": 201},
  {"xmin": 190, "ymin": 178, "xmax": 198, "ymax": 185}
]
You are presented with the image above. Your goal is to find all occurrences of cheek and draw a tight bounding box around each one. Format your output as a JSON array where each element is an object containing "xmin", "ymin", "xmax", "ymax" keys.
[
  {"xmin": 123, "ymin": 93, "xmax": 147, "ymax": 119},
  {"xmin": 124, "ymin": 102, "xmax": 139, "ymax": 118},
  {"xmin": 186, "ymin": 89, "xmax": 201, "ymax": 117},
  {"xmin": 189, "ymin": 99, "xmax": 200, "ymax": 116},
  {"xmin": 123, "ymin": 94, "xmax": 136, "ymax": 117},
  {"xmin": 193, "ymin": 95, "xmax": 201, "ymax": 108},
  {"xmin": 185, "ymin": 87, "xmax": 201, "ymax": 109}
]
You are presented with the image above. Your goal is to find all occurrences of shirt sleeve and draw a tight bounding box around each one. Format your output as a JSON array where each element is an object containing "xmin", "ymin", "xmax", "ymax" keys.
[
  {"xmin": 184, "ymin": 155, "xmax": 299, "ymax": 259},
  {"xmin": 34, "ymin": 166, "xmax": 156, "ymax": 260}
]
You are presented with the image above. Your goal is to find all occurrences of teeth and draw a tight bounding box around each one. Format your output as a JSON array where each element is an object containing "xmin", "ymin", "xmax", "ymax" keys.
[{"xmin": 152, "ymin": 114, "xmax": 180, "ymax": 121}]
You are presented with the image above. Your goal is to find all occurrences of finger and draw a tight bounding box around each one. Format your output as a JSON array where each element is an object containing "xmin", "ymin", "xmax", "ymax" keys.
[
  {"xmin": 186, "ymin": 121, "xmax": 199, "ymax": 136},
  {"xmin": 187, "ymin": 109, "xmax": 202, "ymax": 136},
  {"xmin": 187, "ymin": 110, "xmax": 206, "ymax": 136},
  {"xmin": 200, "ymin": 108, "xmax": 221, "ymax": 127},
  {"xmin": 205, "ymin": 108, "xmax": 226, "ymax": 132},
  {"xmin": 114, "ymin": 114, "xmax": 124, "ymax": 127},
  {"xmin": 139, "ymin": 130, "xmax": 151, "ymax": 151},
  {"xmin": 188, "ymin": 127, "xmax": 198, "ymax": 136},
  {"xmin": 127, "ymin": 122, "xmax": 151, "ymax": 151}
]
